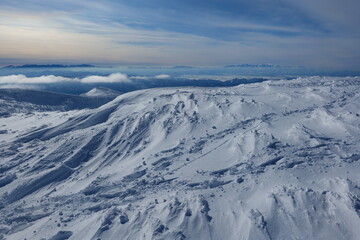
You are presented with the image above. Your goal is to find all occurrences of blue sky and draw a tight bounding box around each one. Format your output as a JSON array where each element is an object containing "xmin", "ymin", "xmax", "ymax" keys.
[{"xmin": 0, "ymin": 0, "xmax": 359, "ymax": 69}]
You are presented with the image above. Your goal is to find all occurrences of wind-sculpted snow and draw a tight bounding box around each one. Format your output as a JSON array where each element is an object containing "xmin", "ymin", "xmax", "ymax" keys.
[{"xmin": 0, "ymin": 76, "xmax": 360, "ymax": 239}]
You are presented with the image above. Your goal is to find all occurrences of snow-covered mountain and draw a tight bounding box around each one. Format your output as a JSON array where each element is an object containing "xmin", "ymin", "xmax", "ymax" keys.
[
  {"xmin": 81, "ymin": 87, "xmax": 122, "ymax": 98},
  {"xmin": 0, "ymin": 88, "xmax": 121, "ymax": 116},
  {"xmin": 0, "ymin": 77, "xmax": 359, "ymax": 240}
]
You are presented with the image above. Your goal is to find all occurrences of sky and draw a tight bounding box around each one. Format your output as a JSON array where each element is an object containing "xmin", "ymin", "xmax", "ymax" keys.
[{"xmin": 0, "ymin": 0, "xmax": 359, "ymax": 69}]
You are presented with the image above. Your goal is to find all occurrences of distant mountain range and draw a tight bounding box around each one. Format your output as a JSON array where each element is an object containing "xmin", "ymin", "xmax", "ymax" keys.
[
  {"xmin": 171, "ymin": 65, "xmax": 194, "ymax": 69},
  {"xmin": 127, "ymin": 65, "xmax": 194, "ymax": 69},
  {"xmin": 224, "ymin": 64, "xmax": 283, "ymax": 68},
  {"xmin": 3, "ymin": 64, "xmax": 96, "ymax": 68}
]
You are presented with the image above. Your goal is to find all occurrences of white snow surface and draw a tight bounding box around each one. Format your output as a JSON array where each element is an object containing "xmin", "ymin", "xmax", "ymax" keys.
[{"xmin": 0, "ymin": 76, "xmax": 360, "ymax": 240}]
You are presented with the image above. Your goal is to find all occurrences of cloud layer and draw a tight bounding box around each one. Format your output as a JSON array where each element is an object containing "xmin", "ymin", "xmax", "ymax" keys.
[
  {"xmin": 81, "ymin": 73, "xmax": 130, "ymax": 83},
  {"xmin": 0, "ymin": 73, "xmax": 131, "ymax": 84}
]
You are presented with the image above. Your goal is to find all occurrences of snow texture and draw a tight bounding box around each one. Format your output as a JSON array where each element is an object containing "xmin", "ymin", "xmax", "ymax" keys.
[{"xmin": 0, "ymin": 76, "xmax": 359, "ymax": 240}]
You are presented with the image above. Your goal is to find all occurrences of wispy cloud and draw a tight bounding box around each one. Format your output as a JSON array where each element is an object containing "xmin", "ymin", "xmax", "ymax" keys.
[{"xmin": 0, "ymin": 0, "xmax": 359, "ymax": 69}]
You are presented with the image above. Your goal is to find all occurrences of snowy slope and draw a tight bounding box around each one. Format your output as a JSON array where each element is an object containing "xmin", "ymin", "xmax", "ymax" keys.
[
  {"xmin": 0, "ymin": 76, "xmax": 359, "ymax": 240},
  {"xmin": 0, "ymin": 88, "xmax": 120, "ymax": 116}
]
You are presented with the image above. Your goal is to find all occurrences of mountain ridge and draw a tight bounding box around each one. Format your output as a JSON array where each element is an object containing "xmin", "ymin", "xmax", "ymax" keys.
[{"xmin": 0, "ymin": 88, "xmax": 121, "ymax": 116}]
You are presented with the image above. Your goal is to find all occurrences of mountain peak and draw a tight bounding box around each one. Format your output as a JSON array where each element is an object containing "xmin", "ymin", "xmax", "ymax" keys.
[{"xmin": 81, "ymin": 87, "xmax": 122, "ymax": 98}]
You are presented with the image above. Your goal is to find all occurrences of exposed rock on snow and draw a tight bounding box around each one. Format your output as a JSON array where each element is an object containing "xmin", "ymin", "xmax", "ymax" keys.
[{"xmin": 0, "ymin": 76, "xmax": 359, "ymax": 239}]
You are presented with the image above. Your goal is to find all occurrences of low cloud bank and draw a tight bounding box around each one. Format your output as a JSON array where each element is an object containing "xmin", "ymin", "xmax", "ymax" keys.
[
  {"xmin": 154, "ymin": 74, "xmax": 170, "ymax": 79},
  {"xmin": 81, "ymin": 73, "xmax": 130, "ymax": 83},
  {"xmin": 0, "ymin": 73, "xmax": 131, "ymax": 84},
  {"xmin": 0, "ymin": 72, "xmax": 266, "ymax": 95},
  {"xmin": 0, "ymin": 75, "xmax": 70, "ymax": 84}
]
